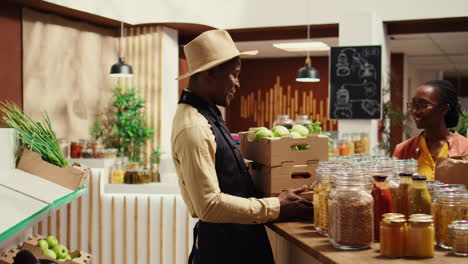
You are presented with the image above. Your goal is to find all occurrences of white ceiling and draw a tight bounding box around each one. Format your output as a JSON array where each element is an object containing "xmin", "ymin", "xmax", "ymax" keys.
[{"xmin": 236, "ymin": 31, "xmax": 468, "ymax": 75}]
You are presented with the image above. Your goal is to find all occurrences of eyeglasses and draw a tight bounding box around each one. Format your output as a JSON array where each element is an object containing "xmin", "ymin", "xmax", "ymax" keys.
[{"xmin": 406, "ymin": 102, "xmax": 437, "ymax": 111}]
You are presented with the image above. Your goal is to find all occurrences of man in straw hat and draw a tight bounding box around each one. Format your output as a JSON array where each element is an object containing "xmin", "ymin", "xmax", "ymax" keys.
[{"xmin": 172, "ymin": 29, "xmax": 313, "ymax": 264}]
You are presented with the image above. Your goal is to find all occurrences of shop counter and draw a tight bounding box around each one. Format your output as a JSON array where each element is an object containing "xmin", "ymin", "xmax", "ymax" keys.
[{"xmin": 268, "ymin": 220, "xmax": 466, "ymax": 264}]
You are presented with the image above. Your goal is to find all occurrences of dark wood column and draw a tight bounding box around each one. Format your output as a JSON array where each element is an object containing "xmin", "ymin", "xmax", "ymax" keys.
[{"xmin": 389, "ymin": 53, "xmax": 405, "ymax": 154}]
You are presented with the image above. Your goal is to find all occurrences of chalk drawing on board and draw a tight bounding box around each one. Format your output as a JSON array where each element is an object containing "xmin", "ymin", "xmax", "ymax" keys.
[
  {"xmin": 333, "ymin": 87, "xmax": 353, "ymax": 118},
  {"xmin": 361, "ymin": 99, "xmax": 380, "ymax": 116},
  {"xmin": 352, "ymin": 52, "xmax": 376, "ymax": 80},
  {"xmin": 363, "ymin": 80, "xmax": 377, "ymax": 98},
  {"xmin": 336, "ymin": 52, "xmax": 351, "ymax": 77},
  {"xmin": 362, "ymin": 47, "xmax": 380, "ymax": 57}
]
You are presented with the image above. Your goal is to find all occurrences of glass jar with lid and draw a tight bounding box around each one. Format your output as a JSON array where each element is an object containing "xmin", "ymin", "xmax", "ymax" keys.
[
  {"xmin": 408, "ymin": 174, "xmax": 432, "ymax": 215},
  {"xmin": 272, "ymin": 115, "xmax": 294, "ymax": 129},
  {"xmin": 406, "ymin": 217, "xmax": 435, "ymax": 258},
  {"xmin": 394, "ymin": 159, "xmax": 418, "ymax": 176},
  {"xmin": 449, "ymin": 220, "xmax": 468, "ymax": 256},
  {"xmin": 294, "ymin": 115, "xmax": 312, "ymax": 126},
  {"xmin": 328, "ymin": 174, "xmax": 374, "ymax": 250},
  {"xmin": 426, "ymin": 180, "xmax": 444, "ymax": 202},
  {"xmin": 110, "ymin": 160, "xmax": 124, "ymax": 184},
  {"xmin": 380, "ymin": 217, "xmax": 407, "ymax": 258},
  {"xmin": 433, "ymin": 190, "xmax": 468, "ymax": 249},
  {"xmin": 313, "ymin": 162, "xmax": 339, "ymax": 236}
]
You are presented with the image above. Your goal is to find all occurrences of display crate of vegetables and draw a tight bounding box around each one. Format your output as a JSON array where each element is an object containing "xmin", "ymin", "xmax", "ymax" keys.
[
  {"xmin": 240, "ymin": 124, "xmax": 329, "ymax": 195},
  {"xmin": 239, "ymin": 124, "xmax": 329, "ymax": 167},
  {"xmin": 0, "ymin": 103, "xmax": 89, "ymax": 190}
]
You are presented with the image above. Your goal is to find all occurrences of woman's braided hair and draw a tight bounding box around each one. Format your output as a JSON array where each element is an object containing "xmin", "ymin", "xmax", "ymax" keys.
[{"xmin": 423, "ymin": 80, "xmax": 463, "ymax": 128}]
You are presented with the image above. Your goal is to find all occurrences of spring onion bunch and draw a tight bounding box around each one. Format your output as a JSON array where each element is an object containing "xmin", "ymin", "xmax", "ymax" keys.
[{"xmin": 0, "ymin": 102, "xmax": 69, "ymax": 167}]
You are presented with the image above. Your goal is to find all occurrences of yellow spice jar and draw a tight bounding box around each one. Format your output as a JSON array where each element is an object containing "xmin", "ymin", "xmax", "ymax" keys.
[{"xmin": 406, "ymin": 218, "xmax": 435, "ymax": 258}]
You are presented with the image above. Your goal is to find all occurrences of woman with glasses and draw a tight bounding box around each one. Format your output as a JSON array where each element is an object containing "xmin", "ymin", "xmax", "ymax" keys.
[{"xmin": 393, "ymin": 80, "xmax": 468, "ymax": 180}]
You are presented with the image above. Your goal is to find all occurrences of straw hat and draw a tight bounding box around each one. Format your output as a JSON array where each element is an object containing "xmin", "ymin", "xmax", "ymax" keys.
[{"xmin": 176, "ymin": 29, "xmax": 258, "ymax": 80}]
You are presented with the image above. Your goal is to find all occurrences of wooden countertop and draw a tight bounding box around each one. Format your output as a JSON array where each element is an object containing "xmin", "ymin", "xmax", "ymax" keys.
[{"xmin": 267, "ymin": 220, "xmax": 467, "ymax": 264}]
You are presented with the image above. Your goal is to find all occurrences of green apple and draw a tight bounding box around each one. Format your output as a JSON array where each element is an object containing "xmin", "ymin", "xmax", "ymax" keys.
[
  {"xmin": 254, "ymin": 128, "xmax": 273, "ymax": 142},
  {"xmin": 37, "ymin": 239, "xmax": 49, "ymax": 251},
  {"xmin": 53, "ymin": 244, "xmax": 69, "ymax": 259},
  {"xmin": 57, "ymin": 259, "xmax": 65, "ymax": 262},
  {"xmin": 42, "ymin": 248, "xmax": 57, "ymax": 259},
  {"xmin": 291, "ymin": 124, "xmax": 309, "ymax": 136},
  {"xmin": 46, "ymin": 235, "xmax": 59, "ymax": 249},
  {"xmin": 64, "ymin": 255, "xmax": 72, "ymax": 260},
  {"xmin": 290, "ymin": 131, "xmax": 303, "ymax": 138},
  {"xmin": 254, "ymin": 127, "xmax": 268, "ymax": 133},
  {"xmin": 272, "ymin": 126, "xmax": 290, "ymax": 137}
]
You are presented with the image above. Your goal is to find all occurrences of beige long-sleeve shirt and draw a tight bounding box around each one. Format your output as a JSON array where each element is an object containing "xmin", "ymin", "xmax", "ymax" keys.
[{"xmin": 171, "ymin": 103, "xmax": 280, "ymax": 224}]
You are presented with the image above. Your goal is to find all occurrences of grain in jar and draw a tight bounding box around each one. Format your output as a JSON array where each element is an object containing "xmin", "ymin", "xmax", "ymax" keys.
[
  {"xmin": 433, "ymin": 190, "xmax": 468, "ymax": 249},
  {"xmin": 449, "ymin": 220, "xmax": 468, "ymax": 256},
  {"xmin": 406, "ymin": 217, "xmax": 435, "ymax": 258},
  {"xmin": 329, "ymin": 174, "xmax": 374, "ymax": 250}
]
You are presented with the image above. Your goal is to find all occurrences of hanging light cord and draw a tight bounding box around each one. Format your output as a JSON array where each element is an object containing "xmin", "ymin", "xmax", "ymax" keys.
[
  {"xmin": 306, "ymin": 0, "xmax": 310, "ymax": 59},
  {"xmin": 120, "ymin": 21, "xmax": 124, "ymax": 58}
]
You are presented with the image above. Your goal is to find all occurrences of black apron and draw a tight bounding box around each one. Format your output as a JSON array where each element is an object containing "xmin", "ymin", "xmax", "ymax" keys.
[{"xmin": 179, "ymin": 91, "xmax": 274, "ymax": 264}]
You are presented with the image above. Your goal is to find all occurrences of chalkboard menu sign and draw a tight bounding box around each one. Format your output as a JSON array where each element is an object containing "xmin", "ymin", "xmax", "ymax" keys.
[{"xmin": 329, "ymin": 45, "xmax": 381, "ymax": 119}]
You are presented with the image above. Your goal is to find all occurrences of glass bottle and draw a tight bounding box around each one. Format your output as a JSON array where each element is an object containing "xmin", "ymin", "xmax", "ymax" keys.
[
  {"xmin": 450, "ymin": 220, "xmax": 468, "ymax": 256},
  {"xmin": 329, "ymin": 174, "xmax": 374, "ymax": 250},
  {"xmin": 294, "ymin": 115, "xmax": 312, "ymax": 126},
  {"xmin": 371, "ymin": 175, "xmax": 393, "ymax": 241},
  {"xmin": 406, "ymin": 217, "xmax": 435, "ymax": 258},
  {"xmin": 433, "ymin": 190, "xmax": 468, "ymax": 249},
  {"xmin": 408, "ymin": 174, "xmax": 432, "ymax": 215},
  {"xmin": 110, "ymin": 160, "xmax": 124, "ymax": 184},
  {"xmin": 368, "ymin": 165, "xmax": 397, "ymax": 212},
  {"xmin": 360, "ymin": 132, "xmax": 370, "ymax": 154},
  {"xmin": 313, "ymin": 162, "xmax": 338, "ymax": 236},
  {"xmin": 397, "ymin": 173, "xmax": 413, "ymax": 216},
  {"xmin": 272, "ymin": 115, "xmax": 294, "ymax": 129},
  {"xmin": 57, "ymin": 138, "xmax": 69, "ymax": 158},
  {"xmin": 70, "ymin": 141, "xmax": 82, "ymax": 158},
  {"xmin": 380, "ymin": 217, "xmax": 407, "ymax": 258}
]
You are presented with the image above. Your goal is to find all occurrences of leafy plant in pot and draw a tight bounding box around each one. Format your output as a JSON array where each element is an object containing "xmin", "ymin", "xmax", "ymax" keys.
[{"xmin": 94, "ymin": 87, "xmax": 154, "ymax": 164}]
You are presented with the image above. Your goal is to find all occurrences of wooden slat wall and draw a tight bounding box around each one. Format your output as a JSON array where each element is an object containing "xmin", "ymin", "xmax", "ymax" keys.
[
  {"xmin": 227, "ymin": 57, "xmax": 337, "ymax": 132},
  {"xmin": 118, "ymin": 25, "xmax": 164, "ymax": 166}
]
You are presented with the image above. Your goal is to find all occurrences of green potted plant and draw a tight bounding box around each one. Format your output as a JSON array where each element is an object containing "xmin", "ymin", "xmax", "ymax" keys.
[{"xmin": 96, "ymin": 87, "xmax": 154, "ymax": 164}]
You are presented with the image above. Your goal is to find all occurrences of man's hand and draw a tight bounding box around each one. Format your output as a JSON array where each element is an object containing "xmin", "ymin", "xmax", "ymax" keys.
[{"xmin": 277, "ymin": 185, "xmax": 313, "ymax": 220}]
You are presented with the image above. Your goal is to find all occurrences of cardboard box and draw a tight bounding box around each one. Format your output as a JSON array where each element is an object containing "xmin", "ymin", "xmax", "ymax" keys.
[
  {"xmin": 239, "ymin": 131, "xmax": 328, "ymax": 167},
  {"xmin": 0, "ymin": 248, "xmax": 20, "ymax": 264},
  {"xmin": 22, "ymin": 235, "xmax": 92, "ymax": 264},
  {"xmin": 17, "ymin": 149, "xmax": 90, "ymax": 190},
  {"xmin": 249, "ymin": 160, "xmax": 319, "ymax": 194}
]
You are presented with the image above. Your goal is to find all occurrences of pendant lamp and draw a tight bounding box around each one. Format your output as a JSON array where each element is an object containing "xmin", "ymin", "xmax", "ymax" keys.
[
  {"xmin": 296, "ymin": 7, "xmax": 320, "ymax": 83},
  {"xmin": 110, "ymin": 22, "xmax": 133, "ymax": 77}
]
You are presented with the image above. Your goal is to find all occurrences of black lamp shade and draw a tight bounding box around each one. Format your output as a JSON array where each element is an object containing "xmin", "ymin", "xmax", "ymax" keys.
[
  {"xmin": 296, "ymin": 57, "xmax": 320, "ymax": 82},
  {"xmin": 110, "ymin": 57, "xmax": 133, "ymax": 77}
]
